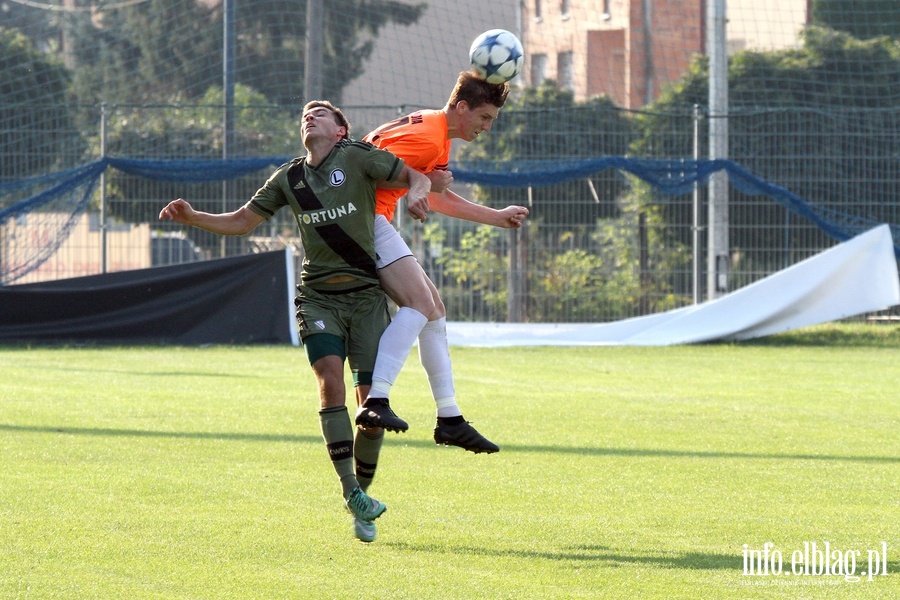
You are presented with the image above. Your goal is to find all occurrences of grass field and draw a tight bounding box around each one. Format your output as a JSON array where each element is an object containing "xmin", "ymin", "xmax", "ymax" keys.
[{"xmin": 1, "ymin": 323, "xmax": 898, "ymax": 599}]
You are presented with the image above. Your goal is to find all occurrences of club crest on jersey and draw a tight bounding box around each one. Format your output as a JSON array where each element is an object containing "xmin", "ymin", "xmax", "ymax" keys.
[{"xmin": 329, "ymin": 169, "xmax": 346, "ymax": 187}]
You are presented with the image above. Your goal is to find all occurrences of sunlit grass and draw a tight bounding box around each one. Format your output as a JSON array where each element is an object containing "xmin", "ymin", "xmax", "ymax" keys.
[{"xmin": 1, "ymin": 323, "xmax": 897, "ymax": 599}]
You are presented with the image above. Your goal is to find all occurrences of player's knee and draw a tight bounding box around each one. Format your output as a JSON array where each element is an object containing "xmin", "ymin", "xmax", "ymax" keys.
[
  {"xmin": 317, "ymin": 383, "xmax": 347, "ymax": 409},
  {"xmin": 398, "ymin": 289, "xmax": 435, "ymax": 317},
  {"xmin": 429, "ymin": 296, "xmax": 446, "ymax": 320},
  {"xmin": 420, "ymin": 293, "xmax": 437, "ymax": 317}
]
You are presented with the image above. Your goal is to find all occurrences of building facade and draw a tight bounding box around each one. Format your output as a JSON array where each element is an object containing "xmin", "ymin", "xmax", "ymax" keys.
[{"xmin": 521, "ymin": 0, "xmax": 810, "ymax": 108}]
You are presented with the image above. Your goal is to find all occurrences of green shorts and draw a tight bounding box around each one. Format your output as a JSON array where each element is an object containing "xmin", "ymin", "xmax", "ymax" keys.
[{"xmin": 294, "ymin": 283, "xmax": 389, "ymax": 374}]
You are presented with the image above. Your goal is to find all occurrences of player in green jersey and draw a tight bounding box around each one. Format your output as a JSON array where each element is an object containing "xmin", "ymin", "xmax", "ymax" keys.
[{"xmin": 159, "ymin": 100, "xmax": 430, "ymax": 543}]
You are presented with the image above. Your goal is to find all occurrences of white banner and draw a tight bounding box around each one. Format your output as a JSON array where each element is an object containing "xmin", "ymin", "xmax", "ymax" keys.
[{"xmin": 447, "ymin": 225, "xmax": 900, "ymax": 347}]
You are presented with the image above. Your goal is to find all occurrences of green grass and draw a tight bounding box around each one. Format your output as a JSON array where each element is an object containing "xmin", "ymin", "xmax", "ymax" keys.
[{"xmin": 1, "ymin": 323, "xmax": 898, "ymax": 599}]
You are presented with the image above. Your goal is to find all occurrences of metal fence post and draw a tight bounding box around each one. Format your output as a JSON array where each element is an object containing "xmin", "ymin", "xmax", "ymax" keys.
[
  {"xmin": 692, "ymin": 104, "xmax": 702, "ymax": 304},
  {"xmin": 707, "ymin": 0, "xmax": 730, "ymax": 298},
  {"xmin": 100, "ymin": 102, "xmax": 108, "ymax": 274},
  {"xmin": 507, "ymin": 187, "xmax": 532, "ymax": 323}
]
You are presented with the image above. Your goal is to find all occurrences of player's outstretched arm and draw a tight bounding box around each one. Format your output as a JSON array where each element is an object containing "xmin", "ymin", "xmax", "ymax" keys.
[
  {"xmin": 429, "ymin": 190, "xmax": 528, "ymax": 229},
  {"xmin": 159, "ymin": 198, "xmax": 265, "ymax": 235}
]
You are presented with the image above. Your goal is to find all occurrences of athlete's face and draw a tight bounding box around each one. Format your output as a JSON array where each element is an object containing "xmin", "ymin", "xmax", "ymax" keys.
[
  {"xmin": 455, "ymin": 101, "xmax": 500, "ymax": 142},
  {"xmin": 301, "ymin": 107, "xmax": 346, "ymax": 145}
]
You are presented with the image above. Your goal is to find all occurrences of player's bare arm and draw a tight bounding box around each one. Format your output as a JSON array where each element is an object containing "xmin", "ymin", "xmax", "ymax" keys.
[
  {"xmin": 394, "ymin": 165, "xmax": 431, "ymax": 222},
  {"xmin": 425, "ymin": 169, "xmax": 453, "ymax": 193},
  {"xmin": 378, "ymin": 168, "xmax": 452, "ymax": 194},
  {"xmin": 159, "ymin": 199, "xmax": 265, "ymax": 235},
  {"xmin": 429, "ymin": 190, "xmax": 528, "ymax": 229}
]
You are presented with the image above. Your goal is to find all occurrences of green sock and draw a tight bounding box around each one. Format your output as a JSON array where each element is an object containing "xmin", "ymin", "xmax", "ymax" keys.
[
  {"xmin": 354, "ymin": 428, "xmax": 384, "ymax": 492},
  {"xmin": 319, "ymin": 406, "xmax": 359, "ymax": 499}
]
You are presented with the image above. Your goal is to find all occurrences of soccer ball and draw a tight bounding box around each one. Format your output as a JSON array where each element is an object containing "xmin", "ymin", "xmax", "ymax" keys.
[{"xmin": 469, "ymin": 29, "xmax": 524, "ymax": 84}]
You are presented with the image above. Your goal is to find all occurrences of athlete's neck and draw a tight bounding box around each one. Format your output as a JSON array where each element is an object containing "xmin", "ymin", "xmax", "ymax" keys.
[
  {"xmin": 442, "ymin": 105, "xmax": 462, "ymax": 141},
  {"xmin": 304, "ymin": 138, "xmax": 338, "ymax": 167}
]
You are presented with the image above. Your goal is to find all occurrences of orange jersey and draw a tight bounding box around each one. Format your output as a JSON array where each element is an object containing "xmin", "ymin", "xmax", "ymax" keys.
[{"xmin": 363, "ymin": 109, "xmax": 450, "ymax": 222}]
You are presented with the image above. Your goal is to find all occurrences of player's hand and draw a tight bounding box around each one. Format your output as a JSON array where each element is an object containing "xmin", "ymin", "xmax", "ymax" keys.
[
  {"xmin": 426, "ymin": 169, "xmax": 453, "ymax": 193},
  {"xmin": 498, "ymin": 205, "xmax": 529, "ymax": 229},
  {"xmin": 158, "ymin": 198, "xmax": 195, "ymax": 224},
  {"xmin": 405, "ymin": 193, "xmax": 429, "ymax": 223}
]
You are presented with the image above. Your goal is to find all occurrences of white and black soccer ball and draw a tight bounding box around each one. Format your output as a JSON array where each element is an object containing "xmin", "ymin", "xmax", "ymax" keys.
[{"xmin": 469, "ymin": 29, "xmax": 524, "ymax": 85}]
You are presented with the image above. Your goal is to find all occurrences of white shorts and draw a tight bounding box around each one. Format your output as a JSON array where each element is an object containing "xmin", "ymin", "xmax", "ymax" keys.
[{"xmin": 374, "ymin": 214, "xmax": 414, "ymax": 270}]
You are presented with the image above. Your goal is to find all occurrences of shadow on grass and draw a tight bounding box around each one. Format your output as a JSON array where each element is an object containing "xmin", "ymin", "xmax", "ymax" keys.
[
  {"xmin": 494, "ymin": 443, "xmax": 900, "ymax": 464},
  {"xmin": 1, "ymin": 423, "xmax": 897, "ymax": 464},
  {"xmin": 734, "ymin": 324, "xmax": 900, "ymax": 348},
  {"xmin": 0, "ymin": 423, "xmax": 321, "ymax": 444},
  {"xmin": 385, "ymin": 541, "xmax": 738, "ymax": 570},
  {"xmin": 385, "ymin": 541, "xmax": 900, "ymax": 576},
  {"xmin": 9, "ymin": 362, "xmax": 262, "ymax": 378}
]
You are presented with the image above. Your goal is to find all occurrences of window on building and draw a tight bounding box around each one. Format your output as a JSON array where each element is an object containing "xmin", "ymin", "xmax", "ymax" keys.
[
  {"xmin": 558, "ymin": 51, "xmax": 574, "ymax": 91},
  {"xmin": 531, "ymin": 53, "xmax": 548, "ymax": 85},
  {"xmin": 535, "ymin": 0, "xmax": 542, "ymax": 20},
  {"xmin": 602, "ymin": 0, "xmax": 611, "ymax": 19},
  {"xmin": 561, "ymin": 0, "xmax": 570, "ymax": 16}
]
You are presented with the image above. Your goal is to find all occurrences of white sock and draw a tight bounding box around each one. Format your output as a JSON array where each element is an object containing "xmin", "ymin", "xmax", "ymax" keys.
[
  {"xmin": 369, "ymin": 307, "xmax": 428, "ymax": 399},
  {"xmin": 417, "ymin": 317, "xmax": 461, "ymax": 418}
]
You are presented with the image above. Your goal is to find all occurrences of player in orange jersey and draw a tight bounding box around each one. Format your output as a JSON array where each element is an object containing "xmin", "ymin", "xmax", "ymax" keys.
[{"xmin": 358, "ymin": 71, "xmax": 528, "ymax": 454}]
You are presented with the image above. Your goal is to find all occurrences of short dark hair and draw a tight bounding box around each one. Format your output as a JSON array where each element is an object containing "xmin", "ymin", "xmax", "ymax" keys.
[
  {"xmin": 302, "ymin": 100, "xmax": 351, "ymax": 139},
  {"xmin": 448, "ymin": 71, "xmax": 510, "ymax": 110}
]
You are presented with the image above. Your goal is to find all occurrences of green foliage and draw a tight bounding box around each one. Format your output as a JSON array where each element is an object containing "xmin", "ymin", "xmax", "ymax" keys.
[
  {"xmin": 629, "ymin": 87, "xmax": 698, "ymax": 159},
  {"xmin": 37, "ymin": 0, "xmax": 424, "ymax": 109},
  {"xmin": 428, "ymin": 191, "xmax": 690, "ymax": 322},
  {"xmin": 102, "ymin": 85, "xmax": 300, "ymax": 224},
  {"xmin": 0, "ymin": 27, "xmax": 83, "ymax": 180},
  {"xmin": 69, "ymin": 0, "xmax": 221, "ymax": 106},
  {"xmin": 322, "ymin": 1, "xmax": 426, "ymax": 104},
  {"xmin": 460, "ymin": 82, "xmax": 632, "ymax": 162},
  {"xmin": 812, "ymin": 0, "xmax": 900, "ymax": 40},
  {"xmin": 458, "ymin": 81, "xmax": 634, "ymax": 227},
  {"xmin": 731, "ymin": 27, "xmax": 900, "ymax": 108},
  {"xmin": 450, "ymin": 82, "xmax": 691, "ymax": 321},
  {"xmin": 630, "ymin": 25, "xmax": 900, "ymax": 265},
  {"xmin": 639, "ymin": 25, "xmax": 900, "ymax": 115},
  {"xmin": 532, "ymin": 247, "xmax": 619, "ymax": 321},
  {"xmin": 233, "ymin": 1, "xmax": 425, "ymax": 106},
  {"xmin": 435, "ymin": 225, "xmax": 508, "ymax": 320},
  {"xmin": 590, "ymin": 179, "xmax": 691, "ymax": 316},
  {"xmin": 195, "ymin": 85, "xmax": 302, "ymax": 156},
  {"xmin": 104, "ymin": 85, "xmax": 298, "ymax": 159},
  {"xmin": 634, "ymin": 25, "xmax": 900, "ymax": 151}
]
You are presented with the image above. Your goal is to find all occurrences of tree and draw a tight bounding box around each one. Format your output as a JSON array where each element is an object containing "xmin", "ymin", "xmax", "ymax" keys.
[
  {"xmin": 632, "ymin": 25, "xmax": 900, "ymax": 265},
  {"xmin": 235, "ymin": 0, "xmax": 425, "ymax": 106},
  {"xmin": 436, "ymin": 225, "xmax": 509, "ymax": 321},
  {"xmin": 103, "ymin": 84, "xmax": 300, "ymax": 227},
  {"xmin": 64, "ymin": 0, "xmax": 425, "ymax": 108},
  {"xmin": 457, "ymin": 81, "xmax": 634, "ymax": 227},
  {"xmin": 68, "ymin": 0, "xmax": 222, "ymax": 106},
  {"xmin": 812, "ymin": 0, "xmax": 900, "ymax": 40},
  {"xmin": 448, "ymin": 83, "xmax": 690, "ymax": 321},
  {"xmin": 1, "ymin": 1, "xmax": 61, "ymax": 56},
  {"xmin": 0, "ymin": 27, "xmax": 83, "ymax": 182}
]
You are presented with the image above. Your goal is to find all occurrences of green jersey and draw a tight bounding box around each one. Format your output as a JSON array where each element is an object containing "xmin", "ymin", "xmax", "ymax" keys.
[{"xmin": 247, "ymin": 139, "xmax": 404, "ymax": 288}]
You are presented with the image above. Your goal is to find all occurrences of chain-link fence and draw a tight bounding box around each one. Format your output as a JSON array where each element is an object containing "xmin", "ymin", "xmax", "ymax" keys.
[{"xmin": 4, "ymin": 101, "xmax": 897, "ymax": 322}]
